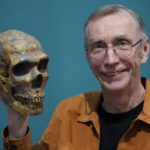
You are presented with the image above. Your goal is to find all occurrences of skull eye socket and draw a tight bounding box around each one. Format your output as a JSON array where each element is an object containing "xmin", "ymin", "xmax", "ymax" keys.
[
  {"xmin": 38, "ymin": 58, "xmax": 48, "ymax": 73},
  {"xmin": 12, "ymin": 62, "xmax": 31, "ymax": 76}
]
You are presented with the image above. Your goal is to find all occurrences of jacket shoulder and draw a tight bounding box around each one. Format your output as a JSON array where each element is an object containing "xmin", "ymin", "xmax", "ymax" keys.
[{"xmin": 54, "ymin": 91, "xmax": 101, "ymax": 118}]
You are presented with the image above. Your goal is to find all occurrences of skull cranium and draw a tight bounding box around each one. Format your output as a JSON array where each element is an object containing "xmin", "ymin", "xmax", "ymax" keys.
[{"xmin": 0, "ymin": 30, "xmax": 49, "ymax": 115}]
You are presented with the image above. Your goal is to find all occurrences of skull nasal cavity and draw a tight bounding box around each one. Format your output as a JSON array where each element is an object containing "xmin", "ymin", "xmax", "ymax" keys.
[{"xmin": 32, "ymin": 74, "xmax": 43, "ymax": 88}]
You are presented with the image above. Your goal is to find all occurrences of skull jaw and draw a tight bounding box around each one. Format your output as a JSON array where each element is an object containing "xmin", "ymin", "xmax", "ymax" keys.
[
  {"xmin": 7, "ymin": 100, "xmax": 44, "ymax": 115},
  {"xmin": 2, "ymin": 92, "xmax": 44, "ymax": 115}
]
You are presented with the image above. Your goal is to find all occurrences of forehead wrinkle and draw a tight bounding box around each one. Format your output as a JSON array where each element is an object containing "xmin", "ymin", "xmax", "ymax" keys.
[{"xmin": 87, "ymin": 11, "xmax": 140, "ymax": 44}]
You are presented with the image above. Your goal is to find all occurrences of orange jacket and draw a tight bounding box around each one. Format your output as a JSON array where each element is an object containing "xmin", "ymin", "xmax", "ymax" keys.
[{"xmin": 3, "ymin": 78, "xmax": 150, "ymax": 150}]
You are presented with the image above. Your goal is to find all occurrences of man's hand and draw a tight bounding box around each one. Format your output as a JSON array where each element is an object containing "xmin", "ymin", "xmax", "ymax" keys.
[{"xmin": 5, "ymin": 105, "xmax": 29, "ymax": 140}]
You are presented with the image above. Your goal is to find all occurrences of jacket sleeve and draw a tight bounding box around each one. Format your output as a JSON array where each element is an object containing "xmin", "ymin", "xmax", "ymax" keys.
[
  {"xmin": 3, "ymin": 127, "xmax": 49, "ymax": 150},
  {"xmin": 3, "ymin": 101, "xmax": 66, "ymax": 150}
]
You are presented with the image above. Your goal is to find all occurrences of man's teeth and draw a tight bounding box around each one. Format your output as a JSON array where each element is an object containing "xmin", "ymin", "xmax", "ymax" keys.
[{"xmin": 104, "ymin": 71, "xmax": 121, "ymax": 76}]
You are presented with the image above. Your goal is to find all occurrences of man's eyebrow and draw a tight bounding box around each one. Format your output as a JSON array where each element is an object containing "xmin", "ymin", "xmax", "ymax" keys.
[
  {"xmin": 89, "ymin": 38, "xmax": 105, "ymax": 45},
  {"xmin": 113, "ymin": 35, "xmax": 132, "ymax": 42},
  {"xmin": 88, "ymin": 35, "xmax": 133, "ymax": 47}
]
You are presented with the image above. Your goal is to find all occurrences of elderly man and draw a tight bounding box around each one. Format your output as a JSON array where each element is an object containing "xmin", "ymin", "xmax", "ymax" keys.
[{"xmin": 2, "ymin": 4, "xmax": 150, "ymax": 150}]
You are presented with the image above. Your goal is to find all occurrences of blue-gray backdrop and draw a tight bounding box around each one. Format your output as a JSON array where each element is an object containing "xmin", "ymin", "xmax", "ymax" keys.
[{"xmin": 0, "ymin": 0, "xmax": 150, "ymax": 148}]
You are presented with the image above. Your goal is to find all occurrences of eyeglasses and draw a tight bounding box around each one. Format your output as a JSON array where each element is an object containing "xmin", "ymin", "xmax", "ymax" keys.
[{"xmin": 88, "ymin": 38, "xmax": 143, "ymax": 58}]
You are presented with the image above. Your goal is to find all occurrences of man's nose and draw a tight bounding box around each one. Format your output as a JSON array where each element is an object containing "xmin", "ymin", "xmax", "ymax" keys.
[{"xmin": 104, "ymin": 47, "xmax": 119, "ymax": 66}]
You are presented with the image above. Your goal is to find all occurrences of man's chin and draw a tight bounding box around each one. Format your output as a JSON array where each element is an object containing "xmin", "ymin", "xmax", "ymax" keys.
[
  {"xmin": 99, "ymin": 78, "xmax": 130, "ymax": 92},
  {"xmin": 102, "ymin": 84, "xmax": 125, "ymax": 92}
]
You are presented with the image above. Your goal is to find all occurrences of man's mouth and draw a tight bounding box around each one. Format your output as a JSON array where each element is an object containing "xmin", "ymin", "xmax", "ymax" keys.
[{"xmin": 101, "ymin": 69, "xmax": 129, "ymax": 77}]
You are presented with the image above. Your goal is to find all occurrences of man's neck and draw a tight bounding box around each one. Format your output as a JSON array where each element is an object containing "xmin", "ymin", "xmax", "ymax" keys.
[{"xmin": 101, "ymin": 79, "xmax": 145, "ymax": 113}]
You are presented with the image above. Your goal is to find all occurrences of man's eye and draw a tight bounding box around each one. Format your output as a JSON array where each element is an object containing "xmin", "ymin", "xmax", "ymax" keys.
[
  {"xmin": 117, "ymin": 40, "xmax": 129, "ymax": 46},
  {"xmin": 93, "ymin": 42, "xmax": 106, "ymax": 49}
]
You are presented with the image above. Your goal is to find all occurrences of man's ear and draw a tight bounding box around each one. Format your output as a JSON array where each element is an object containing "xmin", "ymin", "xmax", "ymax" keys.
[
  {"xmin": 86, "ymin": 51, "xmax": 90, "ymax": 61},
  {"xmin": 141, "ymin": 39, "xmax": 150, "ymax": 64}
]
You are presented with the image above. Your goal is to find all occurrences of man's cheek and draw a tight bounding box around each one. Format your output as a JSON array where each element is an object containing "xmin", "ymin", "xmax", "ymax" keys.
[
  {"xmin": 89, "ymin": 58, "xmax": 102, "ymax": 73},
  {"xmin": 132, "ymin": 60, "xmax": 140, "ymax": 77}
]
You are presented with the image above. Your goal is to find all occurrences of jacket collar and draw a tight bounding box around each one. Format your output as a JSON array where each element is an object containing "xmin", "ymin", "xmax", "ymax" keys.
[
  {"xmin": 77, "ymin": 91, "xmax": 101, "ymax": 136},
  {"xmin": 77, "ymin": 77, "xmax": 150, "ymax": 134}
]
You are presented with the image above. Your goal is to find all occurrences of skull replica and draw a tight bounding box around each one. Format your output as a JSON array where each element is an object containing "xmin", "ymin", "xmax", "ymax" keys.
[{"xmin": 0, "ymin": 30, "xmax": 49, "ymax": 115}]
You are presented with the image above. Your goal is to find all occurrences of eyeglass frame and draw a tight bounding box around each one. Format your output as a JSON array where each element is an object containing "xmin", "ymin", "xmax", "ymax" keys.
[{"xmin": 87, "ymin": 38, "xmax": 143, "ymax": 58}]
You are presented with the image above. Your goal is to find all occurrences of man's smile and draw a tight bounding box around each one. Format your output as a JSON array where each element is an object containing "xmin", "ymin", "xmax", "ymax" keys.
[{"xmin": 101, "ymin": 68, "xmax": 131, "ymax": 77}]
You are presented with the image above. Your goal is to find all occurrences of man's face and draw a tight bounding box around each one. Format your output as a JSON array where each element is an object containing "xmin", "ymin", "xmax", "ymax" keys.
[{"xmin": 86, "ymin": 11, "xmax": 149, "ymax": 91}]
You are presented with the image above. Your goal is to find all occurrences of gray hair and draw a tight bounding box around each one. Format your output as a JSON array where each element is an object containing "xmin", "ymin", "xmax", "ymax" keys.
[{"xmin": 84, "ymin": 4, "xmax": 147, "ymax": 51}]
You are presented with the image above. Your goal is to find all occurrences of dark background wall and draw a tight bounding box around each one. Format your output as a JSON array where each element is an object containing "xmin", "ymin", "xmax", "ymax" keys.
[{"xmin": 0, "ymin": 0, "xmax": 150, "ymax": 148}]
